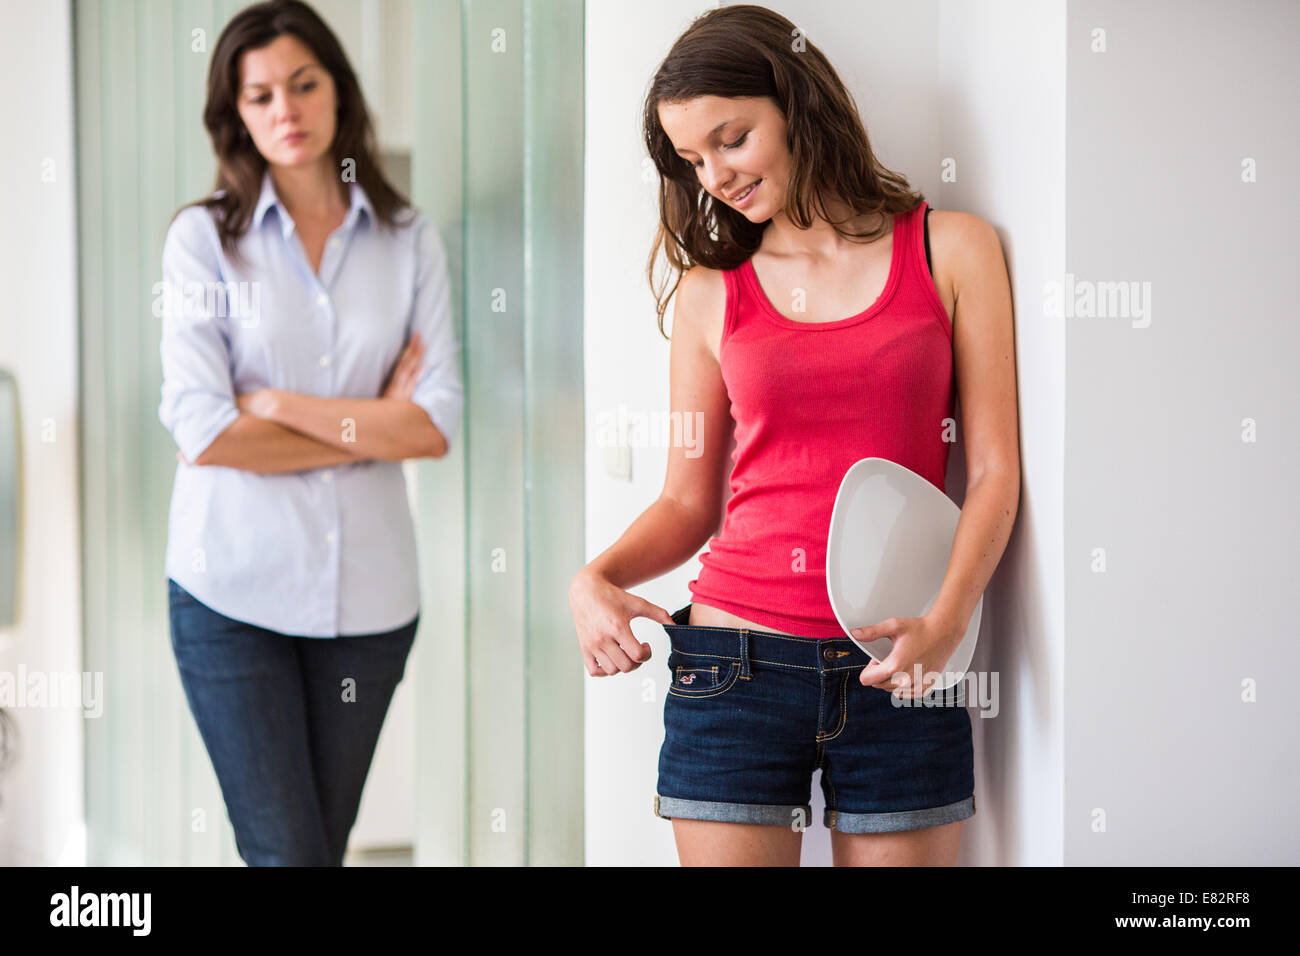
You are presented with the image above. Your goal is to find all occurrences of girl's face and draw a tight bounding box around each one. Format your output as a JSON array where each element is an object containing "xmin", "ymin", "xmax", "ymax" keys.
[
  {"xmin": 235, "ymin": 33, "xmax": 337, "ymax": 171},
  {"xmin": 657, "ymin": 95, "xmax": 790, "ymax": 221}
]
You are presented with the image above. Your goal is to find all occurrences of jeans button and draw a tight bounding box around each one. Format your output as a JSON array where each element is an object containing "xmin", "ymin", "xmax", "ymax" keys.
[{"xmin": 823, "ymin": 646, "xmax": 836, "ymax": 661}]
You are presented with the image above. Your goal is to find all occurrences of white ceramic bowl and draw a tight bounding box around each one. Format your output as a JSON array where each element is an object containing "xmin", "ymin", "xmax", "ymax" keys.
[{"xmin": 825, "ymin": 457, "xmax": 981, "ymax": 693}]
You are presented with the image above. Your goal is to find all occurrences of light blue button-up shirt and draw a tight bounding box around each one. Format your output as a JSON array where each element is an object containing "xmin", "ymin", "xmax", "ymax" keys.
[{"xmin": 158, "ymin": 170, "xmax": 462, "ymax": 637}]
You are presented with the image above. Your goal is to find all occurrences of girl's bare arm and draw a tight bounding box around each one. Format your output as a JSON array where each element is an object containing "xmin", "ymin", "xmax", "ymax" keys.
[
  {"xmin": 926, "ymin": 212, "xmax": 1021, "ymax": 637},
  {"xmin": 570, "ymin": 266, "xmax": 734, "ymax": 677}
]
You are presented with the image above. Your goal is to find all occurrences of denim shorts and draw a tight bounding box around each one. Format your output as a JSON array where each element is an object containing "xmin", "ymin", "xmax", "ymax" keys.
[{"xmin": 654, "ymin": 603, "xmax": 975, "ymax": 833}]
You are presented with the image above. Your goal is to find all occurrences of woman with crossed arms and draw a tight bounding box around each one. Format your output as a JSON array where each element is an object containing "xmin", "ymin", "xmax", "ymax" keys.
[{"xmin": 159, "ymin": 0, "xmax": 461, "ymax": 866}]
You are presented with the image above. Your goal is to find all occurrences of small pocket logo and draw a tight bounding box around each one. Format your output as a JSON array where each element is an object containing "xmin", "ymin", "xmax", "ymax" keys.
[{"xmin": 678, "ymin": 673, "xmax": 696, "ymax": 685}]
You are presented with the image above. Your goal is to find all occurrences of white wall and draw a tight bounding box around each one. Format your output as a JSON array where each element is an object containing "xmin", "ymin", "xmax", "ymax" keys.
[
  {"xmin": 0, "ymin": 0, "xmax": 84, "ymax": 866},
  {"xmin": 1063, "ymin": 0, "xmax": 1300, "ymax": 865}
]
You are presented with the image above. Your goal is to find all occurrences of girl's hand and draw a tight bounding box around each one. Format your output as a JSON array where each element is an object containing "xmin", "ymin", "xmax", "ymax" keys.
[
  {"xmin": 382, "ymin": 332, "xmax": 426, "ymax": 402},
  {"xmin": 852, "ymin": 614, "xmax": 963, "ymax": 699},
  {"xmin": 569, "ymin": 568, "xmax": 674, "ymax": 676},
  {"xmin": 236, "ymin": 388, "xmax": 282, "ymax": 420}
]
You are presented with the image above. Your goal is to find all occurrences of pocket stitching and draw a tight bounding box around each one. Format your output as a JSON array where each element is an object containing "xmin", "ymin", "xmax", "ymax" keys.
[{"xmin": 668, "ymin": 660, "xmax": 741, "ymax": 698}]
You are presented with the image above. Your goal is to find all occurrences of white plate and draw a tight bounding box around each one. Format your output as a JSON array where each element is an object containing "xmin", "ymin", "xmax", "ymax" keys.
[{"xmin": 825, "ymin": 457, "xmax": 980, "ymax": 693}]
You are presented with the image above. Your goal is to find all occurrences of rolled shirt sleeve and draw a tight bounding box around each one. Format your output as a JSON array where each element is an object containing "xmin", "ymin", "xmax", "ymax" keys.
[
  {"xmin": 406, "ymin": 214, "xmax": 464, "ymax": 451},
  {"xmin": 157, "ymin": 207, "xmax": 241, "ymax": 463}
]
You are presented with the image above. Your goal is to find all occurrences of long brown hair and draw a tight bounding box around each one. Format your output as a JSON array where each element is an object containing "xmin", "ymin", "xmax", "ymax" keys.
[
  {"xmin": 174, "ymin": 0, "xmax": 413, "ymax": 259},
  {"xmin": 643, "ymin": 4, "xmax": 925, "ymax": 336}
]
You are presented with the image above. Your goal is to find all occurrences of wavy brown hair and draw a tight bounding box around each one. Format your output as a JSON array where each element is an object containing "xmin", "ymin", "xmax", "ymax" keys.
[
  {"xmin": 643, "ymin": 4, "xmax": 925, "ymax": 336},
  {"xmin": 173, "ymin": 0, "xmax": 413, "ymax": 259}
]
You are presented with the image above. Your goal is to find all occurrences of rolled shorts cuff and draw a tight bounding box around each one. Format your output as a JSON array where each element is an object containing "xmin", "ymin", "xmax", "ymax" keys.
[
  {"xmin": 654, "ymin": 794, "xmax": 813, "ymax": 828},
  {"xmin": 826, "ymin": 794, "xmax": 976, "ymax": 833}
]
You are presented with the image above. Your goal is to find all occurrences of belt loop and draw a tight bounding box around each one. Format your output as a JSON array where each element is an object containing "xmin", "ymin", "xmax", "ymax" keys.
[{"xmin": 738, "ymin": 629, "xmax": 752, "ymax": 680}]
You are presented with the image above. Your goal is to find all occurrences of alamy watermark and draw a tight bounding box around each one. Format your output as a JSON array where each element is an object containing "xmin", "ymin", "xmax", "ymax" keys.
[
  {"xmin": 1044, "ymin": 273, "xmax": 1152, "ymax": 328},
  {"xmin": 49, "ymin": 886, "xmax": 150, "ymax": 936},
  {"xmin": 594, "ymin": 404, "xmax": 705, "ymax": 458},
  {"xmin": 881, "ymin": 664, "xmax": 1000, "ymax": 717},
  {"xmin": 0, "ymin": 665, "xmax": 103, "ymax": 718},
  {"xmin": 152, "ymin": 275, "xmax": 262, "ymax": 329}
]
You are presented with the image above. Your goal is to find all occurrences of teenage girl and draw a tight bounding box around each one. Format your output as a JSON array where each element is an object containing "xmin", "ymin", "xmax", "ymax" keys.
[{"xmin": 569, "ymin": 5, "xmax": 1019, "ymax": 866}]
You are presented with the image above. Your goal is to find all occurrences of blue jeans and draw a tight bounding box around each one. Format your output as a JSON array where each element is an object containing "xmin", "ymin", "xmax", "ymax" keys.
[
  {"xmin": 654, "ymin": 603, "xmax": 975, "ymax": 833},
  {"xmin": 167, "ymin": 578, "xmax": 417, "ymax": 865}
]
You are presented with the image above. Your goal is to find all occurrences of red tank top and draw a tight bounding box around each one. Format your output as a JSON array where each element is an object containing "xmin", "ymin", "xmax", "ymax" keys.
[{"xmin": 687, "ymin": 200, "xmax": 954, "ymax": 638}]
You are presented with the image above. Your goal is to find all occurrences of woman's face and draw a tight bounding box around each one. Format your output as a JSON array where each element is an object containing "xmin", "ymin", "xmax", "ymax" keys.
[
  {"xmin": 235, "ymin": 33, "xmax": 337, "ymax": 171},
  {"xmin": 657, "ymin": 95, "xmax": 790, "ymax": 221}
]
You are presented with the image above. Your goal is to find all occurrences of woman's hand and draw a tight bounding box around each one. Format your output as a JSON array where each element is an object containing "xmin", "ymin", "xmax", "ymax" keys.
[
  {"xmin": 569, "ymin": 567, "xmax": 674, "ymax": 676},
  {"xmin": 852, "ymin": 613, "xmax": 963, "ymax": 699},
  {"xmin": 381, "ymin": 332, "xmax": 426, "ymax": 402},
  {"xmin": 236, "ymin": 388, "xmax": 282, "ymax": 420}
]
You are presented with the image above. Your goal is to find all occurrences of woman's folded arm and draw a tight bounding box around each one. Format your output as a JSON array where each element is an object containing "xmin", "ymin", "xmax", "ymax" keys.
[
  {"xmin": 190, "ymin": 413, "xmax": 368, "ymax": 472},
  {"xmin": 237, "ymin": 390, "xmax": 446, "ymax": 462}
]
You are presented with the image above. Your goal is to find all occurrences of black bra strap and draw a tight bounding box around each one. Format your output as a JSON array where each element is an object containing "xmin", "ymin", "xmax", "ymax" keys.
[{"xmin": 924, "ymin": 207, "xmax": 933, "ymax": 276}]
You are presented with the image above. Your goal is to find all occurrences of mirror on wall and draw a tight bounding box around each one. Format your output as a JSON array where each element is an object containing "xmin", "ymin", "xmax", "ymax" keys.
[{"xmin": 0, "ymin": 369, "xmax": 18, "ymax": 629}]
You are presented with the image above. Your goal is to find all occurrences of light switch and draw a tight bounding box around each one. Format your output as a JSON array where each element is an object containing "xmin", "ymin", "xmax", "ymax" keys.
[{"xmin": 603, "ymin": 443, "xmax": 631, "ymax": 482}]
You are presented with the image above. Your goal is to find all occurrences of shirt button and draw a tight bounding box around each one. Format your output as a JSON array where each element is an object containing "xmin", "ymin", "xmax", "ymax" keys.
[
  {"xmin": 325, "ymin": 532, "xmax": 336, "ymax": 544},
  {"xmin": 321, "ymin": 470, "xmax": 333, "ymax": 482},
  {"xmin": 316, "ymin": 293, "xmax": 328, "ymax": 306},
  {"xmin": 319, "ymin": 354, "xmax": 331, "ymax": 366}
]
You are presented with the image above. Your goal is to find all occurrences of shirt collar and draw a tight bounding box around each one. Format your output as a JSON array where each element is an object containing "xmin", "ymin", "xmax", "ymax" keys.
[{"xmin": 251, "ymin": 168, "xmax": 374, "ymax": 238}]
